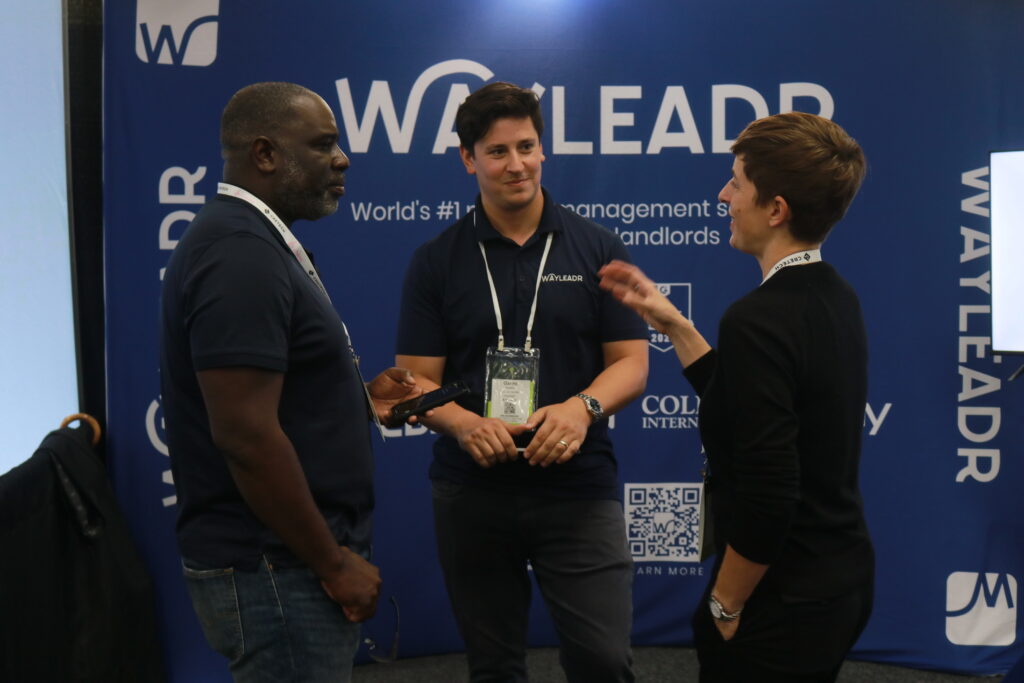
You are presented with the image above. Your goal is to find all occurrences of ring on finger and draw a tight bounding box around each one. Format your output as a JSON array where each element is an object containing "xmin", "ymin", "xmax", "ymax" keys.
[{"xmin": 557, "ymin": 439, "xmax": 569, "ymax": 448}]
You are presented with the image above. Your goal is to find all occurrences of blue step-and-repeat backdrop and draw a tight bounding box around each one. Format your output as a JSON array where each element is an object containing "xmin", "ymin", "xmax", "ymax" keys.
[{"xmin": 103, "ymin": 1, "xmax": 1024, "ymax": 679}]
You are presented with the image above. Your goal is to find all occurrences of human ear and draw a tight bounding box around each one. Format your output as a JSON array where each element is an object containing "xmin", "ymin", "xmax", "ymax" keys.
[
  {"xmin": 251, "ymin": 137, "xmax": 277, "ymax": 174},
  {"xmin": 769, "ymin": 195, "xmax": 791, "ymax": 227},
  {"xmin": 459, "ymin": 146, "xmax": 477, "ymax": 176}
]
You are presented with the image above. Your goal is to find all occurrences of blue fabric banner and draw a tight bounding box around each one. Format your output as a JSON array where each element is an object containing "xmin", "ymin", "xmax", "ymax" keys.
[{"xmin": 103, "ymin": 1, "xmax": 1024, "ymax": 679}]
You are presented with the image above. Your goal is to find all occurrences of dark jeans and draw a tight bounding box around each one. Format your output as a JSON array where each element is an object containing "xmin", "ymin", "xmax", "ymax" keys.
[
  {"xmin": 182, "ymin": 555, "xmax": 361, "ymax": 683},
  {"xmin": 432, "ymin": 480, "xmax": 635, "ymax": 683},
  {"xmin": 692, "ymin": 580, "xmax": 874, "ymax": 683}
]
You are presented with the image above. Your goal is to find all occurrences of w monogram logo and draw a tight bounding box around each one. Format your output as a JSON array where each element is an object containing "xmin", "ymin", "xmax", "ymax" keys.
[{"xmin": 135, "ymin": 0, "xmax": 219, "ymax": 67}]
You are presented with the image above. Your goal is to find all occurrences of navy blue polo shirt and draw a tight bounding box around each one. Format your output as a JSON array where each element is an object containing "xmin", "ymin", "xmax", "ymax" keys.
[
  {"xmin": 396, "ymin": 189, "xmax": 647, "ymax": 500},
  {"xmin": 159, "ymin": 194, "xmax": 374, "ymax": 570}
]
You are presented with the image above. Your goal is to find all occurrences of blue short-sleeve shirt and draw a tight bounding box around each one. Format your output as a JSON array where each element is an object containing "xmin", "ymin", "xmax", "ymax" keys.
[
  {"xmin": 396, "ymin": 189, "xmax": 647, "ymax": 500},
  {"xmin": 159, "ymin": 194, "xmax": 374, "ymax": 569}
]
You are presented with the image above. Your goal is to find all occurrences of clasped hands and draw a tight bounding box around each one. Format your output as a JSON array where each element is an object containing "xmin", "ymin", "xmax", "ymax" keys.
[{"xmin": 454, "ymin": 398, "xmax": 591, "ymax": 469}]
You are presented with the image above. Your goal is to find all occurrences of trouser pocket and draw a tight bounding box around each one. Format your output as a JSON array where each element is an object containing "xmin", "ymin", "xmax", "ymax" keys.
[{"xmin": 183, "ymin": 561, "xmax": 244, "ymax": 661}]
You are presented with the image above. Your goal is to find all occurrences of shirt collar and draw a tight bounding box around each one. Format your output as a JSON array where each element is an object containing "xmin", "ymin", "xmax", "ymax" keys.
[{"xmin": 472, "ymin": 187, "xmax": 564, "ymax": 245}]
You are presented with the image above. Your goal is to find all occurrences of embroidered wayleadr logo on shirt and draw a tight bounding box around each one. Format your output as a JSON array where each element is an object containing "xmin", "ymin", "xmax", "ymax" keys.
[{"xmin": 541, "ymin": 273, "xmax": 584, "ymax": 282}]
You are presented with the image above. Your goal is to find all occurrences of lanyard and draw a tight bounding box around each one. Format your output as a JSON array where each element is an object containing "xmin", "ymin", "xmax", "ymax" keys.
[
  {"xmin": 217, "ymin": 183, "xmax": 387, "ymax": 438},
  {"xmin": 761, "ymin": 248, "xmax": 822, "ymax": 284},
  {"xmin": 476, "ymin": 219, "xmax": 554, "ymax": 352},
  {"xmin": 217, "ymin": 182, "xmax": 331, "ymax": 303}
]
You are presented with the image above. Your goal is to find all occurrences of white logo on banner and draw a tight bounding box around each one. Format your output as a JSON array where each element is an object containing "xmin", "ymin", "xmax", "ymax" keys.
[
  {"xmin": 625, "ymin": 483, "xmax": 702, "ymax": 563},
  {"xmin": 946, "ymin": 572, "xmax": 1017, "ymax": 646},
  {"xmin": 956, "ymin": 167, "xmax": 1002, "ymax": 485},
  {"xmin": 640, "ymin": 394, "xmax": 700, "ymax": 430},
  {"xmin": 336, "ymin": 60, "xmax": 834, "ymax": 155},
  {"xmin": 145, "ymin": 397, "xmax": 178, "ymax": 508},
  {"xmin": 649, "ymin": 283, "xmax": 692, "ymax": 352},
  {"xmin": 136, "ymin": 0, "xmax": 219, "ymax": 67}
]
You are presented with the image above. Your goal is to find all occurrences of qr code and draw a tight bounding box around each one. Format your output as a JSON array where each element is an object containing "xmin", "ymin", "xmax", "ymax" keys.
[{"xmin": 625, "ymin": 483, "xmax": 702, "ymax": 562}]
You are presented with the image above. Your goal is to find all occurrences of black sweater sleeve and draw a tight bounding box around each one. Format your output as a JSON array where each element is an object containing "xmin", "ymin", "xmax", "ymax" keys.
[
  {"xmin": 711, "ymin": 298, "xmax": 803, "ymax": 565},
  {"xmin": 681, "ymin": 348, "xmax": 716, "ymax": 397}
]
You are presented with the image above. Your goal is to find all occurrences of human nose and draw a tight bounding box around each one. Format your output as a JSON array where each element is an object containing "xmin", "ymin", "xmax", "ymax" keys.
[
  {"xmin": 506, "ymin": 150, "xmax": 525, "ymax": 173},
  {"xmin": 333, "ymin": 146, "xmax": 350, "ymax": 170},
  {"xmin": 718, "ymin": 181, "xmax": 731, "ymax": 204}
]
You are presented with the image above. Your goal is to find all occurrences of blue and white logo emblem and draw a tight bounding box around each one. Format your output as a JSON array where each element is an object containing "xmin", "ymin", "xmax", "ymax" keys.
[
  {"xmin": 946, "ymin": 572, "xmax": 1017, "ymax": 646},
  {"xmin": 136, "ymin": 0, "xmax": 219, "ymax": 67},
  {"xmin": 649, "ymin": 283, "xmax": 692, "ymax": 353}
]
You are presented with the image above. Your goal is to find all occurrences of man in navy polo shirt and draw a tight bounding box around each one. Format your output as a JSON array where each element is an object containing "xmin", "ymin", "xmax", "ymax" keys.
[
  {"xmin": 160, "ymin": 82, "xmax": 423, "ymax": 682},
  {"xmin": 395, "ymin": 82, "xmax": 649, "ymax": 682}
]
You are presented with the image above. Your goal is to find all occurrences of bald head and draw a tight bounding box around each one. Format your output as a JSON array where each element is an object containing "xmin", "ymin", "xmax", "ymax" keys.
[{"xmin": 220, "ymin": 82, "xmax": 317, "ymax": 160}]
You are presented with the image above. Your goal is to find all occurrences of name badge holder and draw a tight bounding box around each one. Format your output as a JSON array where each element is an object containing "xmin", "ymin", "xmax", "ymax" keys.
[
  {"xmin": 479, "ymin": 232, "xmax": 554, "ymax": 425},
  {"xmin": 697, "ymin": 447, "xmax": 716, "ymax": 562},
  {"xmin": 217, "ymin": 183, "xmax": 388, "ymax": 440}
]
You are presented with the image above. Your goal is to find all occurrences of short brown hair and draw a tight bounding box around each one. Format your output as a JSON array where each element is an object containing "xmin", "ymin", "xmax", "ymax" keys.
[
  {"xmin": 455, "ymin": 82, "xmax": 544, "ymax": 153},
  {"xmin": 732, "ymin": 112, "xmax": 865, "ymax": 243}
]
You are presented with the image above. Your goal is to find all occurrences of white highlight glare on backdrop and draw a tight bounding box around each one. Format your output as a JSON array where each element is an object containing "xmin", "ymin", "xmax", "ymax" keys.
[
  {"xmin": 0, "ymin": 0, "xmax": 78, "ymax": 475},
  {"xmin": 990, "ymin": 150, "xmax": 1024, "ymax": 354}
]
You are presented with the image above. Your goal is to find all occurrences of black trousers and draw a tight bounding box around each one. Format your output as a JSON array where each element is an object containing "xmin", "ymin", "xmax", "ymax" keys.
[
  {"xmin": 432, "ymin": 480, "xmax": 635, "ymax": 683},
  {"xmin": 692, "ymin": 580, "xmax": 873, "ymax": 683}
]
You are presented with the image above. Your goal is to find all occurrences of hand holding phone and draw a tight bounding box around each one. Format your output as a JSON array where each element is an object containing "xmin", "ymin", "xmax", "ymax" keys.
[{"xmin": 389, "ymin": 380, "xmax": 469, "ymax": 426}]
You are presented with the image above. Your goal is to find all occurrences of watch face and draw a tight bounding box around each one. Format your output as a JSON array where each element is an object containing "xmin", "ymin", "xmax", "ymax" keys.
[{"xmin": 709, "ymin": 599, "xmax": 722, "ymax": 619}]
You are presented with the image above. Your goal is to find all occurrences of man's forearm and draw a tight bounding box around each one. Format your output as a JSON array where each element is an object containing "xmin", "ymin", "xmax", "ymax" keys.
[
  {"xmin": 578, "ymin": 340, "xmax": 649, "ymax": 416},
  {"xmin": 219, "ymin": 428, "xmax": 344, "ymax": 578},
  {"xmin": 415, "ymin": 394, "xmax": 483, "ymax": 440},
  {"xmin": 580, "ymin": 355, "xmax": 648, "ymax": 416}
]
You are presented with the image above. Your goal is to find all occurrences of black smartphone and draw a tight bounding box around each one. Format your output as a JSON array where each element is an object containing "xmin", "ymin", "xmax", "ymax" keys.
[
  {"xmin": 513, "ymin": 430, "xmax": 535, "ymax": 451},
  {"xmin": 389, "ymin": 380, "xmax": 470, "ymax": 424}
]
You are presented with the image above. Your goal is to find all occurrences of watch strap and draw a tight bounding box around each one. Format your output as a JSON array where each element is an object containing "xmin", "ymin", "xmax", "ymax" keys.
[
  {"xmin": 709, "ymin": 593, "xmax": 742, "ymax": 621},
  {"xmin": 574, "ymin": 392, "xmax": 603, "ymax": 422}
]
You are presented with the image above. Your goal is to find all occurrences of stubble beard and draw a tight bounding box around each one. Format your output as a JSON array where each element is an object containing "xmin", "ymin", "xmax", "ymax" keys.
[{"xmin": 277, "ymin": 155, "xmax": 338, "ymax": 222}]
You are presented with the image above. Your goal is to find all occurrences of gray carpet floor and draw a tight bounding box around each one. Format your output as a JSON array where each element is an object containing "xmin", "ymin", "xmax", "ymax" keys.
[{"xmin": 353, "ymin": 647, "xmax": 1004, "ymax": 682}]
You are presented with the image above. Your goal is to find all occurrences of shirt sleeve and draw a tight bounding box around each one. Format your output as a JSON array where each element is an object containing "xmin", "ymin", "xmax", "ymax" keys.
[
  {"xmin": 682, "ymin": 349, "xmax": 716, "ymax": 396},
  {"xmin": 395, "ymin": 242, "xmax": 447, "ymax": 357},
  {"xmin": 716, "ymin": 302, "xmax": 802, "ymax": 564},
  {"xmin": 184, "ymin": 233, "xmax": 293, "ymax": 372},
  {"xmin": 599, "ymin": 237, "xmax": 651, "ymax": 343}
]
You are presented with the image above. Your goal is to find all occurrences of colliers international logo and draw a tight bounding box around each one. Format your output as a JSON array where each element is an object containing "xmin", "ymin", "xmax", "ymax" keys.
[{"xmin": 135, "ymin": 0, "xmax": 219, "ymax": 67}]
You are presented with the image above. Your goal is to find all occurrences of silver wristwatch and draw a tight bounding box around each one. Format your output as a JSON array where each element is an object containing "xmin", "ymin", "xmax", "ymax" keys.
[
  {"xmin": 708, "ymin": 594, "xmax": 742, "ymax": 622},
  {"xmin": 574, "ymin": 393, "xmax": 604, "ymax": 422}
]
